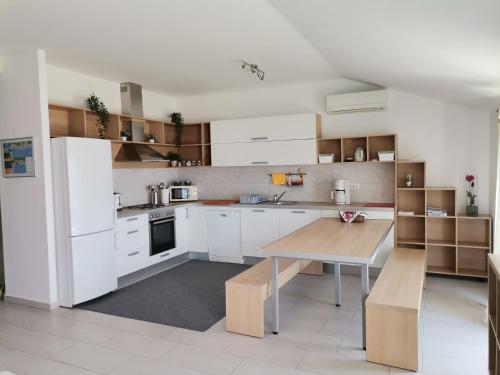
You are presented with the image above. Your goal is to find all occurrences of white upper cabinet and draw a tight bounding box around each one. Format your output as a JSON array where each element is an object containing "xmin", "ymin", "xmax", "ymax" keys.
[
  {"xmin": 211, "ymin": 139, "xmax": 317, "ymax": 167},
  {"xmin": 211, "ymin": 113, "xmax": 320, "ymax": 144}
]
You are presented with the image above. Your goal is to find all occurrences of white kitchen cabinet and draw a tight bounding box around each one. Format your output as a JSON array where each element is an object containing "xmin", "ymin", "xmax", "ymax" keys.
[
  {"xmin": 115, "ymin": 214, "xmax": 148, "ymax": 231},
  {"xmin": 186, "ymin": 206, "xmax": 208, "ymax": 253},
  {"xmin": 117, "ymin": 246, "xmax": 149, "ymax": 277},
  {"xmin": 114, "ymin": 225, "xmax": 149, "ymax": 253},
  {"xmin": 175, "ymin": 207, "xmax": 189, "ymax": 253},
  {"xmin": 211, "ymin": 139, "xmax": 317, "ymax": 167},
  {"xmin": 241, "ymin": 208, "xmax": 280, "ymax": 257},
  {"xmin": 278, "ymin": 209, "xmax": 321, "ymax": 238},
  {"xmin": 211, "ymin": 113, "xmax": 319, "ymax": 144}
]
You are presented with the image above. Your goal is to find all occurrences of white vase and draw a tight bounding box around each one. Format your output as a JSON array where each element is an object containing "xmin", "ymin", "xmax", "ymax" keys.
[
  {"xmin": 148, "ymin": 139, "xmax": 155, "ymax": 143},
  {"xmin": 171, "ymin": 160, "xmax": 178, "ymax": 167},
  {"xmin": 121, "ymin": 136, "xmax": 127, "ymax": 141}
]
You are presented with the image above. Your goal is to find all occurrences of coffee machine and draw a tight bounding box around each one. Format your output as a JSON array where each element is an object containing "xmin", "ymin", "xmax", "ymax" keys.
[{"xmin": 332, "ymin": 179, "xmax": 351, "ymax": 205}]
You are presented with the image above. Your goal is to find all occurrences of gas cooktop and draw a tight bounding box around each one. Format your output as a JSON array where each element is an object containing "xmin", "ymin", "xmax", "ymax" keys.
[{"xmin": 124, "ymin": 204, "xmax": 174, "ymax": 220}]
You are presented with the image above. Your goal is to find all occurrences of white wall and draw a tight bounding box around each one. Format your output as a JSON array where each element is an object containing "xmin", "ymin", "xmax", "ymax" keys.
[
  {"xmin": 178, "ymin": 80, "xmax": 493, "ymax": 214},
  {"xmin": 46, "ymin": 65, "xmax": 177, "ymax": 121},
  {"xmin": 0, "ymin": 50, "xmax": 58, "ymax": 306}
]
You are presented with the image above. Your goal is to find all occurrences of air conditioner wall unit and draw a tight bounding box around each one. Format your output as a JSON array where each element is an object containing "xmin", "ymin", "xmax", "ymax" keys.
[{"xmin": 326, "ymin": 89, "xmax": 387, "ymax": 114}]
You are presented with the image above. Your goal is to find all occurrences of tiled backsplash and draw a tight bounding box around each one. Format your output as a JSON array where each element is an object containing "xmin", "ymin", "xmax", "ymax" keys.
[{"xmin": 113, "ymin": 163, "xmax": 395, "ymax": 207}]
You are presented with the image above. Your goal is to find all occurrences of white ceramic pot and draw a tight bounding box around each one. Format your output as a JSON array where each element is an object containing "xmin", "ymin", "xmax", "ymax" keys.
[
  {"xmin": 171, "ymin": 160, "xmax": 178, "ymax": 167},
  {"xmin": 148, "ymin": 139, "xmax": 155, "ymax": 143},
  {"xmin": 121, "ymin": 136, "xmax": 127, "ymax": 141}
]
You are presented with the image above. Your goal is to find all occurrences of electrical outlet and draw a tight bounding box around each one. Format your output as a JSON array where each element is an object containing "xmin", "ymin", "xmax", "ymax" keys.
[{"xmin": 350, "ymin": 183, "xmax": 360, "ymax": 190}]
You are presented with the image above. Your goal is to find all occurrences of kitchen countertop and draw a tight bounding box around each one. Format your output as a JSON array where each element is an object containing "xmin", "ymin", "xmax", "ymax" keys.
[{"xmin": 116, "ymin": 201, "xmax": 394, "ymax": 219}]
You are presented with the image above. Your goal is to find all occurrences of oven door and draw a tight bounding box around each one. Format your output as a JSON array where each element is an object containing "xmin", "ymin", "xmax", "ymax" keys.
[{"xmin": 150, "ymin": 217, "xmax": 176, "ymax": 256}]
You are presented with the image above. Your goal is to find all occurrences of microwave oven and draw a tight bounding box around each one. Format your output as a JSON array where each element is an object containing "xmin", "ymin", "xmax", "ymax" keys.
[{"xmin": 170, "ymin": 185, "xmax": 199, "ymax": 202}]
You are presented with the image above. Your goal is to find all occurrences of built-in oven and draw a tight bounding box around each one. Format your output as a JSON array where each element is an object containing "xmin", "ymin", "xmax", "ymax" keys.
[{"xmin": 149, "ymin": 209, "xmax": 176, "ymax": 256}]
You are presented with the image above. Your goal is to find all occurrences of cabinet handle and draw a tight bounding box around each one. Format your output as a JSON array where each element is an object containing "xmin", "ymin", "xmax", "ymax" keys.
[
  {"xmin": 252, "ymin": 209, "xmax": 265, "ymax": 212},
  {"xmin": 250, "ymin": 137, "xmax": 268, "ymax": 141},
  {"xmin": 126, "ymin": 217, "xmax": 138, "ymax": 222},
  {"xmin": 292, "ymin": 210, "xmax": 306, "ymax": 214},
  {"xmin": 160, "ymin": 252, "xmax": 170, "ymax": 258},
  {"xmin": 128, "ymin": 251, "xmax": 140, "ymax": 257},
  {"xmin": 127, "ymin": 229, "xmax": 139, "ymax": 235},
  {"xmin": 251, "ymin": 161, "xmax": 268, "ymax": 165}
]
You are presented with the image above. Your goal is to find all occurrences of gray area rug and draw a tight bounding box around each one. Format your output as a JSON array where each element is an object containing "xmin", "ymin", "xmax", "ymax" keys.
[{"xmin": 77, "ymin": 260, "xmax": 250, "ymax": 331}]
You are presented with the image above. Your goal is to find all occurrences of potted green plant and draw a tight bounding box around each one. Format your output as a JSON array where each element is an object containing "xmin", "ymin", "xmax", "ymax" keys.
[
  {"xmin": 120, "ymin": 130, "xmax": 128, "ymax": 141},
  {"xmin": 170, "ymin": 112, "xmax": 184, "ymax": 152},
  {"xmin": 166, "ymin": 151, "xmax": 181, "ymax": 167},
  {"xmin": 147, "ymin": 134, "xmax": 157, "ymax": 144},
  {"xmin": 85, "ymin": 93, "xmax": 110, "ymax": 139}
]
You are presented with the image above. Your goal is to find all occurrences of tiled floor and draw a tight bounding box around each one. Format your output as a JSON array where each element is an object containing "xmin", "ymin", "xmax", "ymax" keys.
[{"xmin": 0, "ymin": 273, "xmax": 488, "ymax": 374}]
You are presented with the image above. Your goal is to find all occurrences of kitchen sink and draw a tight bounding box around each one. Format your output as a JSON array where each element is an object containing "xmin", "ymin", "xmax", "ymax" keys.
[{"xmin": 265, "ymin": 201, "xmax": 299, "ymax": 205}]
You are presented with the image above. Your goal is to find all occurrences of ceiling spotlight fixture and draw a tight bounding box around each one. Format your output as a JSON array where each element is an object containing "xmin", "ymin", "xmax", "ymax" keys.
[{"xmin": 240, "ymin": 60, "xmax": 265, "ymax": 81}]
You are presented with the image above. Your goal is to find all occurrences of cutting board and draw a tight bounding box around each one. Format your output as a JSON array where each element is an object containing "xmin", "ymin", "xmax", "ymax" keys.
[{"xmin": 202, "ymin": 200, "xmax": 238, "ymax": 206}]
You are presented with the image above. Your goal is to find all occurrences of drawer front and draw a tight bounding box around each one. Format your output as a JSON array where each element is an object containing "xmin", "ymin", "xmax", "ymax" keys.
[
  {"xmin": 117, "ymin": 246, "xmax": 149, "ymax": 277},
  {"xmin": 116, "ymin": 214, "xmax": 148, "ymax": 231},
  {"xmin": 115, "ymin": 225, "xmax": 149, "ymax": 252},
  {"xmin": 149, "ymin": 247, "xmax": 186, "ymax": 266}
]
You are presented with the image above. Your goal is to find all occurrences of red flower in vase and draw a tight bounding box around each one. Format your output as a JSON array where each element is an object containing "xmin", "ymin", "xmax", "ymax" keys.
[{"xmin": 465, "ymin": 175, "xmax": 475, "ymax": 182}]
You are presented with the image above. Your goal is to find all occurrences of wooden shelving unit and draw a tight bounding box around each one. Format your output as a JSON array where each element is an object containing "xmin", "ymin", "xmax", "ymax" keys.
[
  {"xmin": 317, "ymin": 134, "xmax": 396, "ymax": 163},
  {"xmin": 48, "ymin": 104, "xmax": 211, "ymax": 168},
  {"xmin": 396, "ymin": 158, "xmax": 491, "ymax": 278},
  {"xmin": 488, "ymin": 255, "xmax": 500, "ymax": 374}
]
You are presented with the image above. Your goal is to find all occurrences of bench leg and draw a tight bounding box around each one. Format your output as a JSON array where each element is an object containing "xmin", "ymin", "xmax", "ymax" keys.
[
  {"xmin": 361, "ymin": 263, "xmax": 369, "ymax": 350},
  {"xmin": 271, "ymin": 256, "xmax": 280, "ymax": 334},
  {"xmin": 335, "ymin": 263, "xmax": 341, "ymax": 307}
]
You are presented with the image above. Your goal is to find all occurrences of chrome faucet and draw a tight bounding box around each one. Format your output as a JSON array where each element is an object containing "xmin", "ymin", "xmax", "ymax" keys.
[{"xmin": 273, "ymin": 191, "xmax": 287, "ymax": 204}]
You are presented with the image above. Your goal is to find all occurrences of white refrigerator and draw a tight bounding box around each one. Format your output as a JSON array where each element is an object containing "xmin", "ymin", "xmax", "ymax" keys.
[{"xmin": 51, "ymin": 137, "xmax": 117, "ymax": 307}]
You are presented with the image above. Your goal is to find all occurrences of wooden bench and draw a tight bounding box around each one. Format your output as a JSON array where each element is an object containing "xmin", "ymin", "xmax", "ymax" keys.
[
  {"xmin": 366, "ymin": 248, "xmax": 426, "ymax": 372},
  {"xmin": 225, "ymin": 258, "xmax": 317, "ymax": 337}
]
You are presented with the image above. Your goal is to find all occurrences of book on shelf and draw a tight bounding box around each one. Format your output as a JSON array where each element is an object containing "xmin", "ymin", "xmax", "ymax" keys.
[
  {"xmin": 426, "ymin": 207, "xmax": 448, "ymax": 217},
  {"xmin": 398, "ymin": 210, "xmax": 415, "ymax": 216}
]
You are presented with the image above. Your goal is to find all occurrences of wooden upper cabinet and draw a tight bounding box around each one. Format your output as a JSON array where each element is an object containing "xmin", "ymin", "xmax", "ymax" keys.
[{"xmin": 210, "ymin": 113, "xmax": 320, "ymax": 144}]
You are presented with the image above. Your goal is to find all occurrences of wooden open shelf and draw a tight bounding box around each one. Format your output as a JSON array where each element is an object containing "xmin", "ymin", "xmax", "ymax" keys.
[
  {"xmin": 426, "ymin": 188, "xmax": 456, "ymax": 216},
  {"xmin": 49, "ymin": 104, "xmax": 211, "ymax": 168},
  {"xmin": 458, "ymin": 247, "xmax": 488, "ymax": 277},
  {"xmin": 317, "ymin": 138, "xmax": 342, "ymax": 162},
  {"xmin": 397, "ymin": 216, "xmax": 425, "ymax": 245},
  {"xmin": 397, "ymin": 189, "xmax": 425, "ymax": 215},
  {"xmin": 457, "ymin": 216, "xmax": 491, "ymax": 248},
  {"xmin": 396, "ymin": 161, "xmax": 425, "ymax": 188},
  {"xmin": 427, "ymin": 245, "xmax": 456, "ymax": 274},
  {"xmin": 426, "ymin": 217, "xmax": 456, "ymax": 246},
  {"xmin": 317, "ymin": 134, "xmax": 396, "ymax": 164}
]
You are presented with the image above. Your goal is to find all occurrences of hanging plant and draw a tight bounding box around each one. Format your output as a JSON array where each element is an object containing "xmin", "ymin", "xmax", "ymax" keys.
[
  {"xmin": 85, "ymin": 93, "xmax": 110, "ymax": 139},
  {"xmin": 170, "ymin": 112, "xmax": 184, "ymax": 152}
]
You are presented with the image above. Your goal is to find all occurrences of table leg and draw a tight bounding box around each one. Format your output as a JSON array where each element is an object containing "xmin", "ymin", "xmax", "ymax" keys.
[
  {"xmin": 271, "ymin": 256, "xmax": 279, "ymax": 334},
  {"xmin": 361, "ymin": 263, "xmax": 369, "ymax": 350},
  {"xmin": 335, "ymin": 263, "xmax": 341, "ymax": 306}
]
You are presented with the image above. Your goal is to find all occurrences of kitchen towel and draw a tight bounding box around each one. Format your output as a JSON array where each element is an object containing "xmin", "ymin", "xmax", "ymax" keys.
[{"xmin": 271, "ymin": 173, "xmax": 286, "ymax": 185}]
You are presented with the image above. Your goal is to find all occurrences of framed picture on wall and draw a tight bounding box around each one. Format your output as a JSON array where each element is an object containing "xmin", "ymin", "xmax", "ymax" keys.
[{"xmin": 1, "ymin": 137, "xmax": 35, "ymax": 177}]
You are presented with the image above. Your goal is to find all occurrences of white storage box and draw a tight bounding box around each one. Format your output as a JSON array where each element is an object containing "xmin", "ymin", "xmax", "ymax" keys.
[
  {"xmin": 318, "ymin": 153, "xmax": 334, "ymax": 163},
  {"xmin": 378, "ymin": 151, "xmax": 395, "ymax": 161}
]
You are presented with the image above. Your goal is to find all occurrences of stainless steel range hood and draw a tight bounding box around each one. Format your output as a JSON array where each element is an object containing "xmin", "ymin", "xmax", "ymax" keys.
[
  {"xmin": 121, "ymin": 82, "xmax": 145, "ymax": 142},
  {"xmin": 118, "ymin": 143, "xmax": 166, "ymax": 162},
  {"xmin": 119, "ymin": 82, "xmax": 165, "ymax": 162}
]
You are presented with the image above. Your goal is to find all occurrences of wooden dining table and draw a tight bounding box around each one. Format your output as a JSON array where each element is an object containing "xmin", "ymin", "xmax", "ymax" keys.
[{"xmin": 262, "ymin": 217, "xmax": 394, "ymax": 349}]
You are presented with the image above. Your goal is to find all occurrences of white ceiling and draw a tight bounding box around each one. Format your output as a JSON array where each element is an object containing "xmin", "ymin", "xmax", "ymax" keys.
[
  {"xmin": 0, "ymin": 0, "xmax": 337, "ymax": 96},
  {"xmin": 0, "ymin": 0, "xmax": 499, "ymax": 109},
  {"xmin": 270, "ymin": 0, "xmax": 500, "ymax": 109}
]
